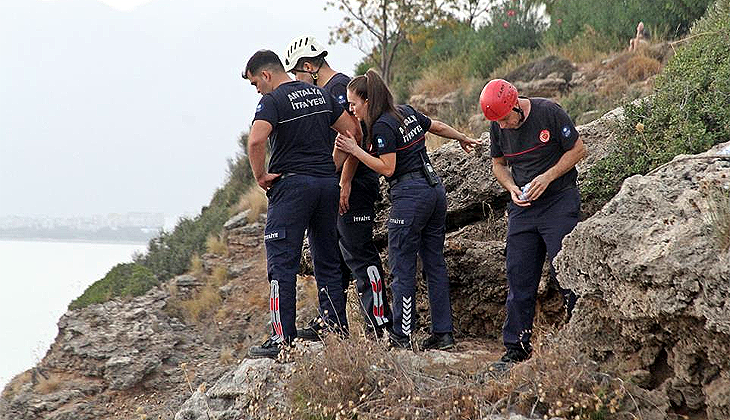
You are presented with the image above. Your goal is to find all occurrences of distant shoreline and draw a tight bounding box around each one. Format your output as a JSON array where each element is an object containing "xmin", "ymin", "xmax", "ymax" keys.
[{"xmin": 0, "ymin": 237, "xmax": 149, "ymax": 246}]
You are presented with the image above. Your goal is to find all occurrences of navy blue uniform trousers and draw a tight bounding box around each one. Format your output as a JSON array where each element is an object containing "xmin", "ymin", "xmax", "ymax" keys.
[
  {"xmin": 388, "ymin": 178, "xmax": 452, "ymax": 337},
  {"xmin": 503, "ymin": 187, "xmax": 580, "ymax": 351},
  {"xmin": 336, "ymin": 183, "xmax": 392, "ymax": 332},
  {"xmin": 264, "ymin": 174, "xmax": 347, "ymax": 343}
]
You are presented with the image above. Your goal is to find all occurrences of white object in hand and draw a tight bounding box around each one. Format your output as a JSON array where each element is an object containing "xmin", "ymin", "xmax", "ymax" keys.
[{"xmin": 519, "ymin": 182, "xmax": 531, "ymax": 201}]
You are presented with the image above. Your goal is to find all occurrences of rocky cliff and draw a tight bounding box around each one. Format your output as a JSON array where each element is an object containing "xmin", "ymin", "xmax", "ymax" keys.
[
  {"xmin": 556, "ymin": 142, "xmax": 730, "ymax": 419},
  {"xmin": 3, "ymin": 107, "xmax": 729, "ymax": 419}
]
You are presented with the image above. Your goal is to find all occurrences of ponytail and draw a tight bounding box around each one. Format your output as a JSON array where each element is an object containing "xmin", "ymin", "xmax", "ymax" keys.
[{"xmin": 347, "ymin": 69, "xmax": 402, "ymax": 148}]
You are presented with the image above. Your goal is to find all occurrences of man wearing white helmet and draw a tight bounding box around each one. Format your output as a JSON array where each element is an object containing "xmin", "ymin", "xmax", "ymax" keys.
[{"xmin": 284, "ymin": 36, "xmax": 393, "ymax": 340}]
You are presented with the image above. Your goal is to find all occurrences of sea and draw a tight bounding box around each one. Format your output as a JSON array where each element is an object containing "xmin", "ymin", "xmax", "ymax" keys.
[{"xmin": 0, "ymin": 239, "xmax": 145, "ymax": 389}]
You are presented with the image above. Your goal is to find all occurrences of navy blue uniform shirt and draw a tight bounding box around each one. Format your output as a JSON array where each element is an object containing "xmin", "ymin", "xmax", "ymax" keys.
[
  {"xmin": 490, "ymin": 98, "xmax": 579, "ymax": 198},
  {"xmin": 323, "ymin": 73, "xmax": 379, "ymax": 194},
  {"xmin": 253, "ymin": 80, "xmax": 345, "ymax": 177},
  {"xmin": 323, "ymin": 72, "xmax": 350, "ymax": 111},
  {"xmin": 372, "ymin": 105, "xmax": 432, "ymax": 182}
]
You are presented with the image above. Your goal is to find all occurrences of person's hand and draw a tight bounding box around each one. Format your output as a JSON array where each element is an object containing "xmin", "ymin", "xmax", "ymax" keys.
[
  {"xmin": 335, "ymin": 130, "xmax": 359, "ymax": 155},
  {"xmin": 509, "ymin": 185, "xmax": 531, "ymax": 207},
  {"xmin": 458, "ymin": 136, "xmax": 481, "ymax": 153},
  {"xmin": 339, "ymin": 182, "xmax": 351, "ymax": 215},
  {"xmin": 257, "ymin": 172, "xmax": 281, "ymax": 191},
  {"xmin": 525, "ymin": 173, "xmax": 553, "ymax": 201}
]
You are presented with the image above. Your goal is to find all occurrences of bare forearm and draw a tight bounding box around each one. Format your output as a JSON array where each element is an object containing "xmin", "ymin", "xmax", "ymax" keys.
[
  {"xmin": 352, "ymin": 148, "xmax": 394, "ymax": 177},
  {"xmin": 248, "ymin": 139, "xmax": 267, "ymax": 180},
  {"xmin": 542, "ymin": 140, "xmax": 586, "ymax": 182},
  {"xmin": 429, "ymin": 120, "xmax": 466, "ymax": 142},
  {"xmin": 492, "ymin": 161, "xmax": 516, "ymax": 191},
  {"xmin": 333, "ymin": 148, "xmax": 349, "ymax": 172},
  {"xmin": 340, "ymin": 154, "xmax": 358, "ymax": 185}
]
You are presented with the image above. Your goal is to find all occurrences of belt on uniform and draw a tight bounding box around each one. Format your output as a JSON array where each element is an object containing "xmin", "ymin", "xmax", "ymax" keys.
[
  {"xmin": 271, "ymin": 172, "xmax": 297, "ymax": 185},
  {"xmin": 388, "ymin": 171, "xmax": 425, "ymax": 187}
]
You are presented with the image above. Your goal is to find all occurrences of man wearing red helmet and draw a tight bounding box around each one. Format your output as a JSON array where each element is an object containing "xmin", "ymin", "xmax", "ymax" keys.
[{"xmin": 480, "ymin": 79, "xmax": 586, "ymax": 366}]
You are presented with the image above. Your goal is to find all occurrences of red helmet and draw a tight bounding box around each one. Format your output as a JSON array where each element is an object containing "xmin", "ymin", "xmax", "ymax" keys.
[{"xmin": 480, "ymin": 79, "xmax": 518, "ymax": 121}]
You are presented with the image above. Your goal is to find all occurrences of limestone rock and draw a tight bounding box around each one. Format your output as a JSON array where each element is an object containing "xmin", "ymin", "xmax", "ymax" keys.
[
  {"xmin": 556, "ymin": 141, "xmax": 730, "ymax": 419},
  {"xmin": 175, "ymin": 357, "xmax": 293, "ymax": 420},
  {"xmin": 409, "ymin": 91, "xmax": 459, "ymax": 117},
  {"xmin": 223, "ymin": 210, "xmax": 251, "ymax": 230},
  {"xmin": 504, "ymin": 55, "xmax": 577, "ymax": 84},
  {"xmin": 513, "ymin": 77, "xmax": 569, "ymax": 97}
]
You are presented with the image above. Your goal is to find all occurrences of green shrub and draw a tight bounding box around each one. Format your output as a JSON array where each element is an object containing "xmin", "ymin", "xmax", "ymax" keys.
[
  {"xmin": 137, "ymin": 205, "xmax": 231, "ymax": 281},
  {"xmin": 69, "ymin": 263, "xmax": 158, "ymax": 310},
  {"xmin": 371, "ymin": 0, "xmax": 547, "ymax": 102},
  {"xmin": 582, "ymin": 0, "xmax": 730, "ymax": 212},
  {"xmin": 557, "ymin": 90, "xmax": 599, "ymax": 123},
  {"xmin": 542, "ymin": 0, "xmax": 713, "ymax": 47}
]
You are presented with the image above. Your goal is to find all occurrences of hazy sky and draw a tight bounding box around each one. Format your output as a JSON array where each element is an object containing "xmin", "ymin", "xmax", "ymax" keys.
[{"xmin": 1, "ymin": 0, "xmax": 363, "ymax": 219}]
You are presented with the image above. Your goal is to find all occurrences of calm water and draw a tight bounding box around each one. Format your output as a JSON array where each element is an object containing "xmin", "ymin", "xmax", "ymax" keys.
[{"xmin": 0, "ymin": 240, "xmax": 144, "ymax": 389}]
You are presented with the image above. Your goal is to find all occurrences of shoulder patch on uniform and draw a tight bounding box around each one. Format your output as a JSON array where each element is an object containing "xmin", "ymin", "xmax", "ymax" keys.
[
  {"xmin": 337, "ymin": 94, "xmax": 346, "ymax": 104},
  {"xmin": 377, "ymin": 136, "xmax": 385, "ymax": 149},
  {"xmin": 539, "ymin": 129, "xmax": 550, "ymax": 143},
  {"xmin": 562, "ymin": 125, "xmax": 572, "ymax": 138},
  {"xmin": 256, "ymin": 103, "xmax": 263, "ymax": 113}
]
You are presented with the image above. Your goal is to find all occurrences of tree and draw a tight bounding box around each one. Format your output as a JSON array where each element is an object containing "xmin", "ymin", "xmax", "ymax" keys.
[
  {"xmin": 326, "ymin": 0, "xmax": 444, "ymax": 85},
  {"xmin": 444, "ymin": 0, "xmax": 494, "ymax": 28}
]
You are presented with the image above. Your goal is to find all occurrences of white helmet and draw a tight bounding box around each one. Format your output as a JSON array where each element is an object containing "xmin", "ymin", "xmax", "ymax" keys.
[{"xmin": 282, "ymin": 36, "xmax": 328, "ymax": 73}]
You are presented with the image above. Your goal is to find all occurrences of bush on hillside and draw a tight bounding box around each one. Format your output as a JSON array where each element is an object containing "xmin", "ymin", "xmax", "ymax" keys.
[
  {"xmin": 543, "ymin": 0, "xmax": 713, "ymax": 47},
  {"xmin": 375, "ymin": 0, "xmax": 546, "ymax": 101},
  {"xmin": 69, "ymin": 263, "xmax": 157, "ymax": 310},
  {"xmin": 72, "ymin": 133, "xmax": 255, "ymax": 309},
  {"xmin": 582, "ymin": 0, "xmax": 730, "ymax": 213}
]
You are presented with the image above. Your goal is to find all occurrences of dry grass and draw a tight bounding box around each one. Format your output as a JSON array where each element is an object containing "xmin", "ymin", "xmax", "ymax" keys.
[
  {"xmin": 35, "ymin": 373, "xmax": 62, "ymax": 395},
  {"xmin": 411, "ymin": 57, "xmax": 471, "ymax": 98},
  {"xmin": 168, "ymin": 264, "xmax": 231, "ymax": 324},
  {"xmin": 210, "ymin": 266, "xmax": 228, "ymax": 287},
  {"xmin": 234, "ymin": 185, "xmax": 267, "ymax": 223},
  {"xmin": 167, "ymin": 268, "xmax": 231, "ymax": 324},
  {"xmin": 219, "ymin": 346, "xmax": 236, "ymax": 365},
  {"xmin": 189, "ymin": 254, "xmax": 204, "ymax": 277},
  {"xmin": 287, "ymin": 328, "xmax": 638, "ymax": 420},
  {"xmin": 504, "ymin": 332, "xmax": 633, "ymax": 419},
  {"xmin": 544, "ymin": 25, "xmax": 616, "ymax": 63},
  {"xmin": 1, "ymin": 370, "xmax": 31, "ymax": 401},
  {"xmin": 606, "ymin": 51, "xmax": 662, "ymax": 84},
  {"xmin": 180, "ymin": 285, "xmax": 221, "ymax": 323},
  {"xmin": 206, "ymin": 234, "xmax": 228, "ymax": 256}
]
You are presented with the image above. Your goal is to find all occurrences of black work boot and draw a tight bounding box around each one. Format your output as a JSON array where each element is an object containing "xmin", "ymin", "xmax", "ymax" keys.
[
  {"xmin": 388, "ymin": 332, "xmax": 411, "ymax": 349},
  {"xmin": 489, "ymin": 346, "xmax": 531, "ymax": 373},
  {"xmin": 421, "ymin": 332, "xmax": 455, "ymax": 350},
  {"xmin": 248, "ymin": 336, "xmax": 288, "ymax": 359},
  {"xmin": 296, "ymin": 318, "xmax": 324, "ymax": 342},
  {"xmin": 500, "ymin": 347, "xmax": 531, "ymax": 364}
]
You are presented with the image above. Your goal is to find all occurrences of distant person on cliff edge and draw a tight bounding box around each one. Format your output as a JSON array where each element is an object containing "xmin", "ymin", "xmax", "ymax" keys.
[
  {"xmin": 481, "ymin": 79, "xmax": 586, "ymax": 366},
  {"xmin": 282, "ymin": 35, "xmax": 393, "ymax": 340},
  {"xmin": 242, "ymin": 49, "xmax": 359, "ymax": 359}
]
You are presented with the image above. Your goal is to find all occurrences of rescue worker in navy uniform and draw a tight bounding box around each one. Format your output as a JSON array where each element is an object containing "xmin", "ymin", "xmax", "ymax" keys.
[
  {"xmin": 242, "ymin": 50, "xmax": 359, "ymax": 358},
  {"xmin": 481, "ymin": 79, "xmax": 586, "ymax": 365},
  {"xmin": 282, "ymin": 36, "xmax": 393, "ymax": 339},
  {"xmin": 335, "ymin": 69, "xmax": 480, "ymax": 349}
]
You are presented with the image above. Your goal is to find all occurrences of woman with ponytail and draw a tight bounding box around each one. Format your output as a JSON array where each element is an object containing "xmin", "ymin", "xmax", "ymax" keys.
[{"xmin": 335, "ymin": 69, "xmax": 479, "ymax": 350}]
